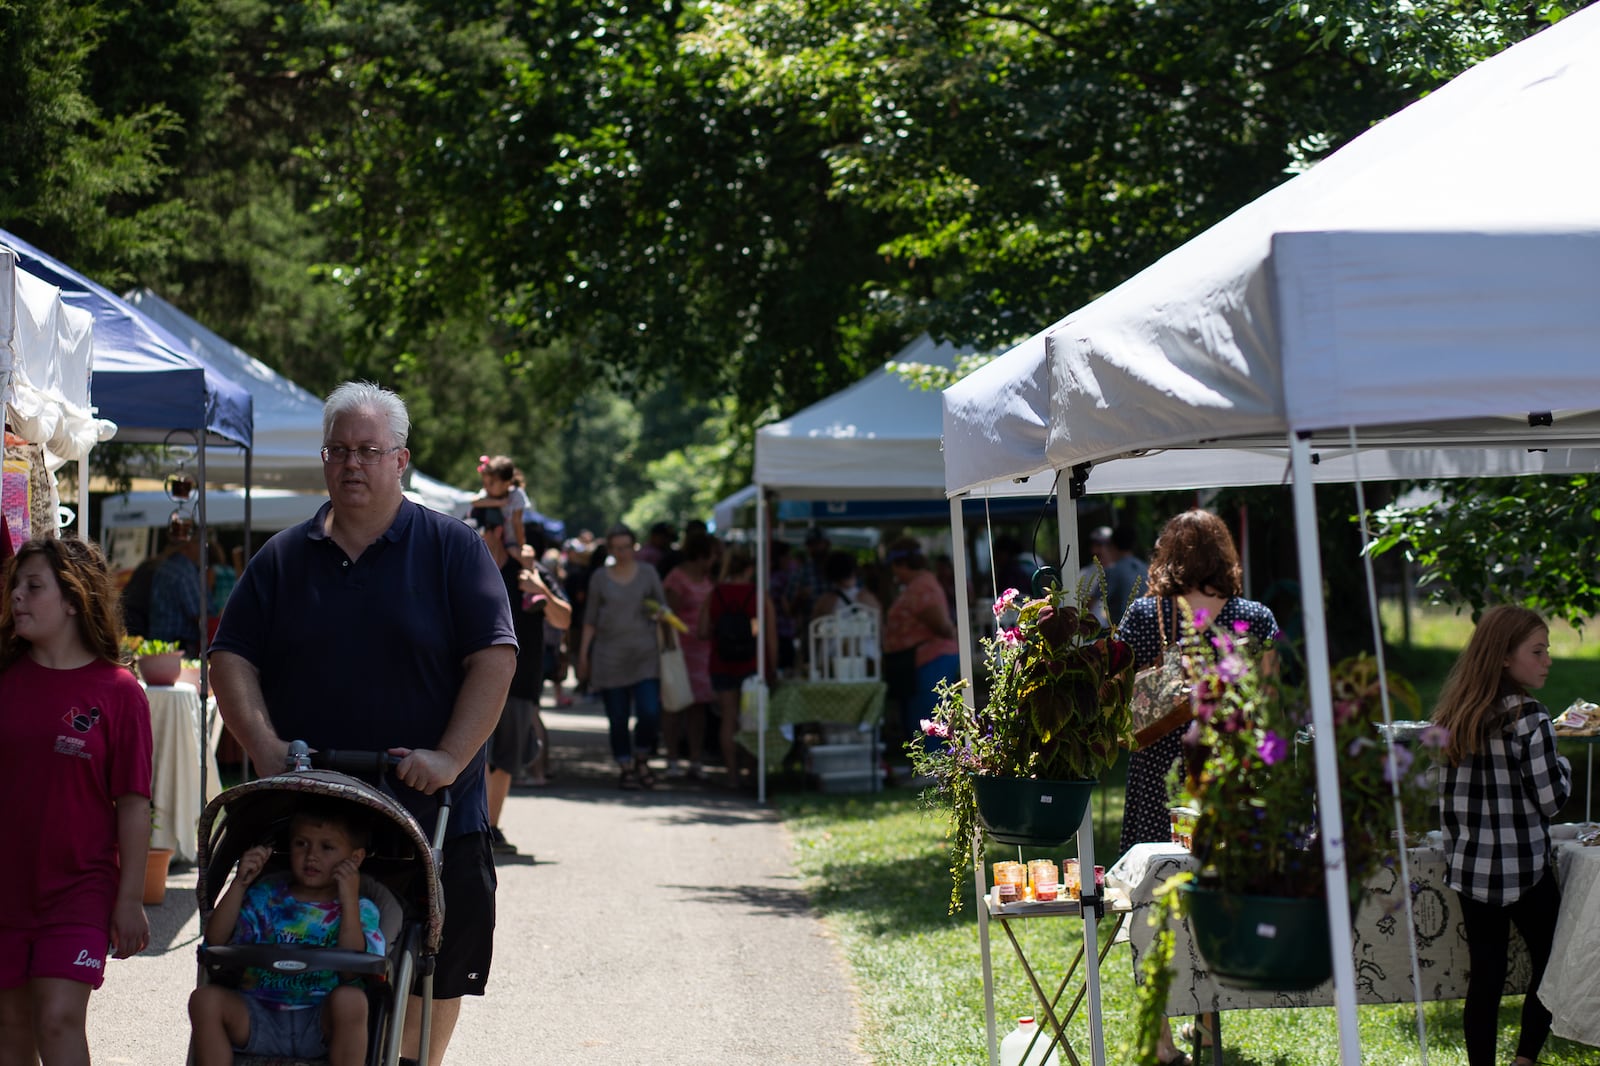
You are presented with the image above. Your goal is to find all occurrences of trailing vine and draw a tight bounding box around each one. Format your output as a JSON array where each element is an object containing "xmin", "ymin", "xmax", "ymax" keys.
[{"xmin": 1126, "ymin": 871, "xmax": 1190, "ymax": 1066}]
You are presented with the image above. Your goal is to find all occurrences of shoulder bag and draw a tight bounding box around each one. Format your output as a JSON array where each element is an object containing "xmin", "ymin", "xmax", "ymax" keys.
[
  {"xmin": 658, "ymin": 624, "xmax": 695, "ymax": 712},
  {"xmin": 1129, "ymin": 599, "xmax": 1194, "ymax": 749}
]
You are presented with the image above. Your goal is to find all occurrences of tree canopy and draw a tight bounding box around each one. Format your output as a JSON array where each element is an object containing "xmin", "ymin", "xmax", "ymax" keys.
[{"xmin": 2, "ymin": 0, "xmax": 1588, "ymax": 531}]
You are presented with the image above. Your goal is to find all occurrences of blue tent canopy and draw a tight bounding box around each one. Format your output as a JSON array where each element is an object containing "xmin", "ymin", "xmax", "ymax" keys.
[{"xmin": 2, "ymin": 229, "xmax": 252, "ymax": 447}]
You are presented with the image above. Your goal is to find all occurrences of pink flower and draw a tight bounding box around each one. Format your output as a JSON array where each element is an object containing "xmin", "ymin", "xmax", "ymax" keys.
[
  {"xmin": 1216, "ymin": 653, "xmax": 1248, "ymax": 684},
  {"xmin": 1333, "ymin": 699, "xmax": 1360, "ymax": 726},
  {"xmin": 1258, "ymin": 730, "xmax": 1288, "ymax": 766},
  {"xmin": 999, "ymin": 627, "xmax": 1022, "ymax": 646},
  {"xmin": 1232, "ymin": 619, "xmax": 1251, "ymax": 635},
  {"xmin": 920, "ymin": 719, "xmax": 949, "ymax": 739},
  {"xmin": 993, "ymin": 588, "xmax": 1021, "ymax": 615},
  {"xmin": 1192, "ymin": 607, "xmax": 1212, "ymax": 627}
]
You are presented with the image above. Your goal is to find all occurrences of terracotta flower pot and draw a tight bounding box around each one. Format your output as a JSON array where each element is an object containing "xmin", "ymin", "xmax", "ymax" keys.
[
  {"xmin": 139, "ymin": 652, "xmax": 183, "ymax": 687},
  {"xmin": 143, "ymin": 847, "xmax": 175, "ymax": 906}
]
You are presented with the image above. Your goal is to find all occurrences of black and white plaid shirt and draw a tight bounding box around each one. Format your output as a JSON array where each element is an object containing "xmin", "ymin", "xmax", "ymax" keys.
[{"xmin": 1441, "ymin": 694, "xmax": 1571, "ymax": 905}]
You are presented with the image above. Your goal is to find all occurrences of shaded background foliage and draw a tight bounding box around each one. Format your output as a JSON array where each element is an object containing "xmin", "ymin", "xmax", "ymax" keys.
[{"xmin": 1, "ymin": 0, "xmax": 1589, "ymax": 543}]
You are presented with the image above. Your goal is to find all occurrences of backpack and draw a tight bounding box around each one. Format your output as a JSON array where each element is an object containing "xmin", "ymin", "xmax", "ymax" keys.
[{"xmin": 713, "ymin": 587, "xmax": 758, "ymax": 662}]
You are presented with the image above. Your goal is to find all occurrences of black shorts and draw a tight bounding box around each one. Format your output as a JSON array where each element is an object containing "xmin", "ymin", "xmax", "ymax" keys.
[{"xmin": 418, "ymin": 830, "xmax": 497, "ymax": 999}]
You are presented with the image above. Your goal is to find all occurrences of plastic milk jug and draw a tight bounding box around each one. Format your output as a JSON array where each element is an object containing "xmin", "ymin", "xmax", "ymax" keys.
[{"xmin": 1000, "ymin": 1016, "xmax": 1059, "ymax": 1066}]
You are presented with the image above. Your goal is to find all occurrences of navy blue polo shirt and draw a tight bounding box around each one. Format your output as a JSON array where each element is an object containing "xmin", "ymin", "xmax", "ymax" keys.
[{"xmin": 211, "ymin": 499, "xmax": 516, "ymax": 837}]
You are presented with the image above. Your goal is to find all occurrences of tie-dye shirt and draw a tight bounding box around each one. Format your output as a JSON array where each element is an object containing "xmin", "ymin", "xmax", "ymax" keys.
[{"xmin": 232, "ymin": 875, "xmax": 386, "ymax": 1008}]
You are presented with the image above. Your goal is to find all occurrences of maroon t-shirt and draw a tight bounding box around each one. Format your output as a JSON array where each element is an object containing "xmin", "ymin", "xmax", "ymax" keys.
[{"xmin": 0, "ymin": 656, "xmax": 152, "ymax": 927}]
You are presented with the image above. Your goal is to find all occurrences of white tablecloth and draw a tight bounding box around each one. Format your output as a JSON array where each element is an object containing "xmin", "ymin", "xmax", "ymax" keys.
[
  {"xmin": 1541, "ymin": 844, "xmax": 1600, "ymax": 1047},
  {"xmin": 146, "ymin": 682, "xmax": 222, "ymax": 865},
  {"xmin": 1113, "ymin": 840, "xmax": 1560, "ymax": 1016}
]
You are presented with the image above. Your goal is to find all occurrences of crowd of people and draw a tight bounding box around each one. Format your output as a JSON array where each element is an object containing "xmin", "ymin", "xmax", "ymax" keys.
[{"xmin": 0, "ymin": 380, "xmax": 1574, "ymax": 1066}]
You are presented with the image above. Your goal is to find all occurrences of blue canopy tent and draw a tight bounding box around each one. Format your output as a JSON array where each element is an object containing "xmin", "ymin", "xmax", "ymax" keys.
[
  {"xmin": 1, "ymin": 230, "xmax": 252, "ymax": 448},
  {"xmin": 3, "ymin": 229, "xmax": 255, "ymax": 796}
]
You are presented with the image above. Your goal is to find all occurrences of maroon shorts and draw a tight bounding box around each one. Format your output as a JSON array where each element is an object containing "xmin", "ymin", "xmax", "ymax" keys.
[{"xmin": 0, "ymin": 923, "xmax": 109, "ymax": 990}]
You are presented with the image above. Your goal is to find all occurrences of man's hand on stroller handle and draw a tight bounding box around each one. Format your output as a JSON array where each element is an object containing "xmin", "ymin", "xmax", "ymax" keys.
[{"xmin": 387, "ymin": 747, "xmax": 460, "ymax": 795}]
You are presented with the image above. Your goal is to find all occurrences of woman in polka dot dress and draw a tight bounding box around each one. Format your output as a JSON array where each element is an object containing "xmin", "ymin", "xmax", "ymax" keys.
[
  {"xmin": 1119, "ymin": 509, "xmax": 1280, "ymax": 856},
  {"xmin": 1118, "ymin": 509, "xmax": 1278, "ymax": 1064}
]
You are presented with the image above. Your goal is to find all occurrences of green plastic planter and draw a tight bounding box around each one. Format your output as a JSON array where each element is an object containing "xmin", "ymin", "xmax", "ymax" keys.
[
  {"xmin": 1181, "ymin": 883, "xmax": 1348, "ymax": 990},
  {"xmin": 971, "ymin": 776, "xmax": 1096, "ymax": 847}
]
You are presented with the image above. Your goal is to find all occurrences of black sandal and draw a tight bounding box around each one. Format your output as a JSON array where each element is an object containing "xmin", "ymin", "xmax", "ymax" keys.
[{"xmin": 635, "ymin": 763, "xmax": 657, "ymax": 789}]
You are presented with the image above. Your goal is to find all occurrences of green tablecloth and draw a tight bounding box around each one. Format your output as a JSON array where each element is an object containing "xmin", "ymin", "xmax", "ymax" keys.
[{"xmin": 736, "ymin": 680, "xmax": 887, "ymax": 769}]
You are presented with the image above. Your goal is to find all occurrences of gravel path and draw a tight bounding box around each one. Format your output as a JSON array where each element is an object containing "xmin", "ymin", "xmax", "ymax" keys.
[{"xmin": 88, "ymin": 697, "xmax": 870, "ymax": 1065}]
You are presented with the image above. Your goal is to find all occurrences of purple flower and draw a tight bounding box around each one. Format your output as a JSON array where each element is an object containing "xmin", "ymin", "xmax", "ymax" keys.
[
  {"xmin": 1419, "ymin": 724, "xmax": 1450, "ymax": 749},
  {"xmin": 1216, "ymin": 654, "xmax": 1248, "ymax": 684},
  {"xmin": 1232, "ymin": 619, "xmax": 1251, "ymax": 635},
  {"xmin": 1258, "ymin": 730, "xmax": 1288, "ymax": 765},
  {"xmin": 1383, "ymin": 744, "xmax": 1415, "ymax": 783},
  {"xmin": 1347, "ymin": 736, "xmax": 1374, "ymax": 758},
  {"xmin": 1192, "ymin": 607, "xmax": 1212, "ymax": 628}
]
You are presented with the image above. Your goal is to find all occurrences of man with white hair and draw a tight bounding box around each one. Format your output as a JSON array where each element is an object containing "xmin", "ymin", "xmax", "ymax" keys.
[{"xmin": 210, "ymin": 381, "xmax": 516, "ymax": 1064}]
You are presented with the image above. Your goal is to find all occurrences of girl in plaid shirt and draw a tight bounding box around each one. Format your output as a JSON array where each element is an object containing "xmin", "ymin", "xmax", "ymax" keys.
[{"xmin": 1433, "ymin": 605, "xmax": 1572, "ymax": 1066}]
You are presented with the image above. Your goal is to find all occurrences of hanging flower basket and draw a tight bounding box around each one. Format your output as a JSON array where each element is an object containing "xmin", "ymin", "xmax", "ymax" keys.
[
  {"xmin": 971, "ymin": 775, "xmax": 1096, "ymax": 847},
  {"xmin": 1181, "ymin": 883, "xmax": 1354, "ymax": 991}
]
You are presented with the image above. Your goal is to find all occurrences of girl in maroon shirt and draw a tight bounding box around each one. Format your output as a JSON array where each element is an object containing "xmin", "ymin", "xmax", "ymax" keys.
[{"xmin": 0, "ymin": 537, "xmax": 153, "ymax": 1065}]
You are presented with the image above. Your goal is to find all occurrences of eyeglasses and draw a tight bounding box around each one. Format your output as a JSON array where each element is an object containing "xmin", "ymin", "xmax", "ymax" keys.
[{"xmin": 321, "ymin": 445, "xmax": 401, "ymax": 465}]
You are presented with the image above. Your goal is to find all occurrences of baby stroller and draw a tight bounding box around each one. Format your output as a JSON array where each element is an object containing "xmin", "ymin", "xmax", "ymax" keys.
[{"xmin": 192, "ymin": 744, "xmax": 448, "ymax": 1066}]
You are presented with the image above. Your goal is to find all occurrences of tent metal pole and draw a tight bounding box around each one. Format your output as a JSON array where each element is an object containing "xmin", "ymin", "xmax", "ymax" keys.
[
  {"xmin": 756, "ymin": 483, "xmax": 768, "ymax": 805},
  {"xmin": 1056, "ymin": 491, "xmax": 1106, "ymax": 1066},
  {"xmin": 950, "ymin": 495, "xmax": 998, "ymax": 1066},
  {"xmin": 243, "ymin": 447, "xmax": 253, "ymax": 561},
  {"xmin": 1290, "ymin": 433, "xmax": 1361, "ymax": 1065},
  {"xmin": 197, "ymin": 432, "xmax": 210, "ymax": 808}
]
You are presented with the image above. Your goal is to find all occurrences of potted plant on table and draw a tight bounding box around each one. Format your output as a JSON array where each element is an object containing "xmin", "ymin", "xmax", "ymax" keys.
[
  {"xmin": 909, "ymin": 582, "xmax": 1137, "ymax": 912},
  {"xmin": 1135, "ymin": 618, "xmax": 1444, "ymax": 1011},
  {"xmin": 131, "ymin": 638, "xmax": 184, "ymax": 687}
]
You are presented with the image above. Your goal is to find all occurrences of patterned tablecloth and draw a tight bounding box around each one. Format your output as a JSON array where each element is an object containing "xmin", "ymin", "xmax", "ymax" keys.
[
  {"xmin": 735, "ymin": 680, "xmax": 886, "ymax": 768},
  {"xmin": 1111, "ymin": 839, "xmax": 1578, "ymax": 1016}
]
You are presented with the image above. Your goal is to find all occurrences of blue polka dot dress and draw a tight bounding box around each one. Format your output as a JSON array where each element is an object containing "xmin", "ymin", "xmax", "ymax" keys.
[{"xmin": 1117, "ymin": 595, "xmax": 1279, "ymax": 857}]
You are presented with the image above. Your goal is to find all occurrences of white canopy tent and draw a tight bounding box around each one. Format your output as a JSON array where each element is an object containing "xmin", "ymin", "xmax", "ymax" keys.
[
  {"xmin": 944, "ymin": 7, "xmax": 1600, "ymax": 1064},
  {"xmin": 3, "ymin": 248, "xmax": 115, "ymax": 539}
]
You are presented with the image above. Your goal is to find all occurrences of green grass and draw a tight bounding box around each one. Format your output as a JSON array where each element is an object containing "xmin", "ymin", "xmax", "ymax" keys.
[
  {"xmin": 778, "ymin": 787, "xmax": 1597, "ymax": 1065},
  {"xmin": 775, "ymin": 603, "xmax": 1600, "ymax": 1064}
]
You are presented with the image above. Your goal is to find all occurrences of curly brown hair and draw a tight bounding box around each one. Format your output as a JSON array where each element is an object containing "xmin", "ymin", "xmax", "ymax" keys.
[
  {"xmin": 0, "ymin": 536, "xmax": 127, "ymax": 672},
  {"xmin": 1146, "ymin": 509, "xmax": 1242, "ymax": 599}
]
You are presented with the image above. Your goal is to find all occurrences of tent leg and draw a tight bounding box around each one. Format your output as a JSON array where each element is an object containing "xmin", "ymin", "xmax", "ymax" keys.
[
  {"xmin": 756, "ymin": 483, "xmax": 768, "ymax": 806},
  {"xmin": 1290, "ymin": 434, "xmax": 1361, "ymax": 1066},
  {"xmin": 951, "ymin": 498, "xmax": 996, "ymax": 1065}
]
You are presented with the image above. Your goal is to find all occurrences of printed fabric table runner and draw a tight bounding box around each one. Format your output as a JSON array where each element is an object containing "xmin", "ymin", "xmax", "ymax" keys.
[{"xmin": 1110, "ymin": 839, "xmax": 1581, "ymax": 1015}]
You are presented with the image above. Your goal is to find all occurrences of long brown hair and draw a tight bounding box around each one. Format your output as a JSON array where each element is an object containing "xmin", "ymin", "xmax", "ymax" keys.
[
  {"xmin": 1146, "ymin": 509, "xmax": 1242, "ymax": 599},
  {"xmin": 0, "ymin": 536, "xmax": 127, "ymax": 671},
  {"xmin": 1431, "ymin": 604, "xmax": 1548, "ymax": 764}
]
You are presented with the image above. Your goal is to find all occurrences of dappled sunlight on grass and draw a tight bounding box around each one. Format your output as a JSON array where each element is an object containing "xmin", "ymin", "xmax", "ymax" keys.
[{"xmin": 777, "ymin": 783, "xmax": 1598, "ymax": 1064}]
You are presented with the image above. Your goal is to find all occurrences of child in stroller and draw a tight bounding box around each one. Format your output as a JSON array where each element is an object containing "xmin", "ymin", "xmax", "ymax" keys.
[
  {"xmin": 191, "ymin": 748, "xmax": 448, "ymax": 1066},
  {"xmin": 190, "ymin": 798, "xmax": 385, "ymax": 1065}
]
